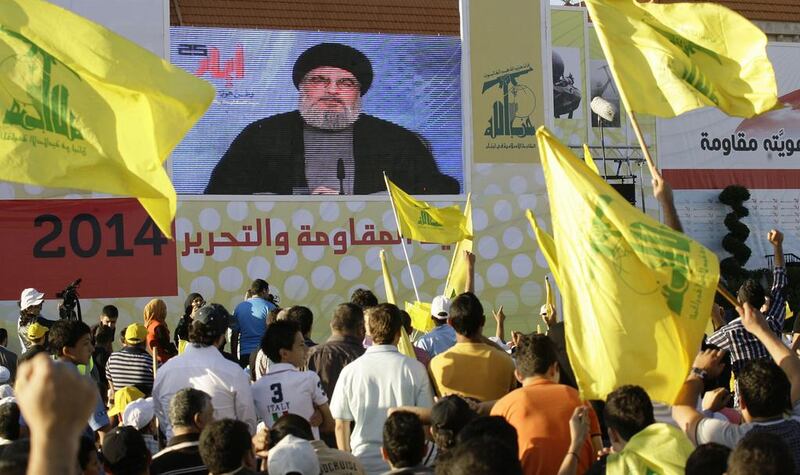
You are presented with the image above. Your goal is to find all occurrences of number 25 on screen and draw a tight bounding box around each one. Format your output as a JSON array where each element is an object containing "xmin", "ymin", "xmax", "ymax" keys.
[{"xmin": 33, "ymin": 214, "xmax": 168, "ymax": 258}]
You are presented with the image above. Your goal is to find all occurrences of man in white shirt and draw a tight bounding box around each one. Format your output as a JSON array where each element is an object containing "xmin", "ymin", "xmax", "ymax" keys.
[
  {"xmin": 673, "ymin": 302, "xmax": 800, "ymax": 469},
  {"xmin": 252, "ymin": 320, "xmax": 333, "ymax": 439},
  {"xmin": 331, "ymin": 303, "xmax": 434, "ymax": 475},
  {"xmin": 153, "ymin": 304, "xmax": 257, "ymax": 438}
]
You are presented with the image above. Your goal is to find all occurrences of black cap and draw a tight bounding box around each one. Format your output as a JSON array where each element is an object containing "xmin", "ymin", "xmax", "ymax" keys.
[
  {"xmin": 192, "ymin": 303, "xmax": 230, "ymax": 337},
  {"xmin": 102, "ymin": 426, "xmax": 149, "ymax": 470},
  {"xmin": 292, "ymin": 43, "xmax": 373, "ymax": 95},
  {"xmin": 431, "ymin": 395, "xmax": 476, "ymax": 432}
]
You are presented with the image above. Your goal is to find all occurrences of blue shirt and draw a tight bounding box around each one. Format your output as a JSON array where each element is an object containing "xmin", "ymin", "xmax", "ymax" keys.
[
  {"xmin": 232, "ymin": 297, "xmax": 277, "ymax": 356},
  {"xmin": 414, "ymin": 324, "xmax": 456, "ymax": 358}
]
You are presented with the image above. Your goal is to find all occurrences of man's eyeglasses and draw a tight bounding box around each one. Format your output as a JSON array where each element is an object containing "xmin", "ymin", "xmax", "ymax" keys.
[{"xmin": 303, "ymin": 75, "xmax": 359, "ymax": 90}]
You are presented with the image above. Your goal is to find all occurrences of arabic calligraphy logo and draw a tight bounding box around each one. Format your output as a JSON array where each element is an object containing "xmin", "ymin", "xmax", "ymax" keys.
[
  {"xmin": 482, "ymin": 65, "xmax": 536, "ymax": 139},
  {"xmin": 418, "ymin": 210, "xmax": 443, "ymax": 227},
  {"xmin": 0, "ymin": 27, "xmax": 83, "ymax": 141}
]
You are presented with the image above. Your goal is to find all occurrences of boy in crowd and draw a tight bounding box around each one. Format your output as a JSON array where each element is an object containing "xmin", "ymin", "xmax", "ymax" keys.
[
  {"xmin": 48, "ymin": 319, "xmax": 110, "ymax": 441},
  {"xmin": 252, "ymin": 320, "xmax": 333, "ymax": 438},
  {"xmin": 381, "ymin": 411, "xmax": 432, "ymax": 474},
  {"xmin": 429, "ymin": 292, "xmax": 516, "ymax": 401},
  {"xmin": 491, "ymin": 334, "xmax": 601, "ymax": 474}
]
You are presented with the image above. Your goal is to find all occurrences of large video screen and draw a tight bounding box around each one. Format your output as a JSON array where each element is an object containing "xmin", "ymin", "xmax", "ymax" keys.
[{"xmin": 169, "ymin": 27, "xmax": 463, "ymax": 196}]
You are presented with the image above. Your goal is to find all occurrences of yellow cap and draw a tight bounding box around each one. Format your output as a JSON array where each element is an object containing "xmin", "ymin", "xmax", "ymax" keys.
[
  {"xmin": 108, "ymin": 386, "xmax": 145, "ymax": 417},
  {"xmin": 124, "ymin": 323, "xmax": 148, "ymax": 344},
  {"xmin": 27, "ymin": 322, "xmax": 49, "ymax": 340}
]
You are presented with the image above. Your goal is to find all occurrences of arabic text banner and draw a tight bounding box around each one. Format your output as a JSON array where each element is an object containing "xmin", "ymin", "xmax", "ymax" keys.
[
  {"xmin": 0, "ymin": 199, "xmax": 177, "ymax": 300},
  {"xmin": 465, "ymin": 0, "xmax": 549, "ymax": 163}
]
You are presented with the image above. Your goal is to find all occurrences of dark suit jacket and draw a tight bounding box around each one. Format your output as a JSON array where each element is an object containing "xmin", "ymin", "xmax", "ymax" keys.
[
  {"xmin": 0, "ymin": 346, "xmax": 17, "ymax": 384},
  {"xmin": 205, "ymin": 111, "xmax": 459, "ymax": 195}
]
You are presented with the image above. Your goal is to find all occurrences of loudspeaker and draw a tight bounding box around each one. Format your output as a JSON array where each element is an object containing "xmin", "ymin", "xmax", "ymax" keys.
[{"xmin": 611, "ymin": 183, "xmax": 636, "ymax": 205}]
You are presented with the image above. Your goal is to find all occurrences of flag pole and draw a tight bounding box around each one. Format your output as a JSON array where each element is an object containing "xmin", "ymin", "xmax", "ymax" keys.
[
  {"xmin": 383, "ymin": 173, "xmax": 421, "ymax": 303},
  {"xmin": 628, "ymin": 111, "xmax": 740, "ymax": 310},
  {"xmin": 627, "ymin": 111, "xmax": 659, "ymax": 179},
  {"xmin": 716, "ymin": 282, "xmax": 740, "ymax": 309}
]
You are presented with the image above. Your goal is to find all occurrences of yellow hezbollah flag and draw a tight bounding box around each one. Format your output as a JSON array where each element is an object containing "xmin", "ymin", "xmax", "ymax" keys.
[
  {"xmin": 585, "ymin": 0, "xmax": 777, "ymax": 118},
  {"xmin": 0, "ymin": 0, "xmax": 214, "ymax": 237},
  {"xmin": 386, "ymin": 176, "xmax": 471, "ymax": 244},
  {"xmin": 443, "ymin": 194, "xmax": 473, "ymax": 298},
  {"xmin": 525, "ymin": 210, "xmax": 560, "ymax": 284},
  {"xmin": 379, "ymin": 249, "xmax": 415, "ymax": 358},
  {"xmin": 379, "ymin": 249, "xmax": 397, "ymax": 305},
  {"xmin": 405, "ymin": 301, "xmax": 434, "ymax": 334},
  {"xmin": 607, "ymin": 423, "xmax": 693, "ymax": 475},
  {"xmin": 533, "ymin": 127, "xmax": 719, "ymax": 403}
]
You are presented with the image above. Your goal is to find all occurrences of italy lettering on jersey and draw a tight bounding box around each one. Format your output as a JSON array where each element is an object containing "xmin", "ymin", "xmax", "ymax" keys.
[{"xmin": 252, "ymin": 362, "xmax": 328, "ymax": 439}]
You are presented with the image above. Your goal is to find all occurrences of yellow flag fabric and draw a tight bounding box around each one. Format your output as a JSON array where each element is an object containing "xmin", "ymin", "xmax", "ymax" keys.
[
  {"xmin": 0, "ymin": 0, "xmax": 214, "ymax": 237},
  {"xmin": 583, "ymin": 145, "xmax": 600, "ymax": 175},
  {"xmin": 545, "ymin": 275, "xmax": 555, "ymax": 309},
  {"xmin": 379, "ymin": 250, "xmax": 397, "ymax": 305},
  {"xmin": 534, "ymin": 126, "xmax": 719, "ymax": 403},
  {"xmin": 443, "ymin": 194, "xmax": 473, "ymax": 298},
  {"xmin": 405, "ymin": 301, "xmax": 434, "ymax": 334},
  {"xmin": 386, "ymin": 177, "xmax": 471, "ymax": 244},
  {"xmin": 607, "ymin": 423, "xmax": 694, "ymax": 475},
  {"xmin": 585, "ymin": 0, "xmax": 777, "ymax": 118},
  {"xmin": 525, "ymin": 210, "xmax": 560, "ymax": 284}
]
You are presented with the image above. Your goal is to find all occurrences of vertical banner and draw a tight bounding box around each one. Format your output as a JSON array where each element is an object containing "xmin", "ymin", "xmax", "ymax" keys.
[
  {"xmin": 465, "ymin": 0, "xmax": 549, "ymax": 163},
  {"xmin": 552, "ymin": 8, "xmax": 589, "ymax": 146}
]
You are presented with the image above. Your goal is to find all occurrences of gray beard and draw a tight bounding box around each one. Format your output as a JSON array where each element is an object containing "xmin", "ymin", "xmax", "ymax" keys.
[{"xmin": 299, "ymin": 100, "xmax": 360, "ymax": 130}]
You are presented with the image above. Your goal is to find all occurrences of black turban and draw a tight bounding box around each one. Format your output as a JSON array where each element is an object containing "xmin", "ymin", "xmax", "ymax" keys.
[{"xmin": 292, "ymin": 43, "xmax": 373, "ymax": 96}]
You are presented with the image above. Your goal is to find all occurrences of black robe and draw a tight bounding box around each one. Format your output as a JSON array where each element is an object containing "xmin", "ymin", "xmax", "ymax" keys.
[{"xmin": 204, "ymin": 111, "xmax": 459, "ymax": 195}]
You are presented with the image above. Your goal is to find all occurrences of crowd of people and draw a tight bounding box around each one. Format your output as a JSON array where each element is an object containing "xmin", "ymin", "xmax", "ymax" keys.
[{"xmin": 0, "ymin": 180, "xmax": 798, "ymax": 475}]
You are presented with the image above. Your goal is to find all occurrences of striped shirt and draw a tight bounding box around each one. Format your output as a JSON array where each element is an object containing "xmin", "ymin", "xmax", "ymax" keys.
[
  {"xmin": 105, "ymin": 346, "xmax": 155, "ymax": 395},
  {"xmin": 706, "ymin": 266, "xmax": 788, "ymax": 374}
]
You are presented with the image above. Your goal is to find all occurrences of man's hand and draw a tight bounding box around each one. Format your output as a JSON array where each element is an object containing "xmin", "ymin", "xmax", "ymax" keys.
[
  {"xmin": 309, "ymin": 407, "xmax": 323, "ymax": 427},
  {"xmin": 16, "ymin": 354, "xmax": 95, "ymax": 439},
  {"xmin": 465, "ymin": 250, "xmax": 475, "ymax": 267},
  {"xmin": 691, "ymin": 348, "xmax": 726, "ymax": 379},
  {"xmin": 740, "ymin": 302, "xmax": 769, "ymax": 336},
  {"xmin": 652, "ymin": 174, "xmax": 673, "ymax": 204},
  {"xmin": 492, "ymin": 306, "xmax": 505, "ymax": 325},
  {"xmin": 710, "ymin": 303, "xmax": 725, "ymax": 330},
  {"xmin": 252, "ymin": 425, "xmax": 270, "ymax": 458},
  {"xmin": 568, "ymin": 406, "xmax": 590, "ymax": 452},
  {"xmin": 312, "ymin": 186, "xmax": 339, "ymax": 195},
  {"xmin": 768, "ymin": 229, "xmax": 784, "ymax": 247},
  {"xmin": 542, "ymin": 304, "xmax": 558, "ymax": 328},
  {"xmin": 701, "ymin": 387, "xmax": 732, "ymax": 413}
]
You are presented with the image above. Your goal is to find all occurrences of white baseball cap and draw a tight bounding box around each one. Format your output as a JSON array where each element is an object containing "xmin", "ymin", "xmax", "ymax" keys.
[
  {"xmin": 431, "ymin": 295, "xmax": 451, "ymax": 320},
  {"xmin": 267, "ymin": 434, "xmax": 320, "ymax": 475},
  {"xmin": 19, "ymin": 288, "xmax": 44, "ymax": 311},
  {"xmin": 122, "ymin": 397, "xmax": 155, "ymax": 430}
]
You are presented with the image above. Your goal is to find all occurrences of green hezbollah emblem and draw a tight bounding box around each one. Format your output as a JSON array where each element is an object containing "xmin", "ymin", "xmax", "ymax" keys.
[
  {"xmin": 0, "ymin": 26, "xmax": 83, "ymax": 141},
  {"xmin": 590, "ymin": 194, "xmax": 693, "ymax": 315},
  {"xmin": 418, "ymin": 210, "xmax": 443, "ymax": 227}
]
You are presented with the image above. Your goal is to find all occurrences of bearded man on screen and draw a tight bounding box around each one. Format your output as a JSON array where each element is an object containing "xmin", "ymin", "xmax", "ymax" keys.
[{"xmin": 205, "ymin": 42, "xmax": 458, "ymax": 195}]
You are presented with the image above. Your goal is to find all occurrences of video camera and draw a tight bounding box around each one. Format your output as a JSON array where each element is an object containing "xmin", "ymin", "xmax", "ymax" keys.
[{"xmin": 56, "ymin": 278, "xmax": 82, "ymax": 321}]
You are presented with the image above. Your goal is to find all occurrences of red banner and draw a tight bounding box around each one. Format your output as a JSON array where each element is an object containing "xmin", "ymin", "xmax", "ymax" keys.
[{"xmin": 0, "ymin": 199, "xmax": 177, "ymax": 300}]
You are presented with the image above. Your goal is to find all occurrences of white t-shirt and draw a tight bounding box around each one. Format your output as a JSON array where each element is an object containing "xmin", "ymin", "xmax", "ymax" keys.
[
  {"xmin": 330, "ymin": 345, "xmax": 434, "ymax": 475},
  {"xmin": 696, "ymin": 401, "xmax": 800, "ymax": 447},
  {"xmin": 252, "ymin": 362, "xmax": 328, "ymax": 439},
  {"xmin": 153, "ymin": 344, "xmax": 257, "ymax": 439}
]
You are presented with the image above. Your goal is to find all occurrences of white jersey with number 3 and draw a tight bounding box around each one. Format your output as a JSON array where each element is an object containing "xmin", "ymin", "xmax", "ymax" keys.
[{"xmin": 252, "ymin": 362, "xmax": 328, "ymax": 439}]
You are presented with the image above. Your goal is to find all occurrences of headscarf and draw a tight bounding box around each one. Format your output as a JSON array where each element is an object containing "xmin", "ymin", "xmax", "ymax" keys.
[
  {"xmin": 143, "ymin": 299, "xmax": 167, "ymax": 328},
  {"xmin": 183, "ymin": 293, "xmax": 202, "ymax": 319}
]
